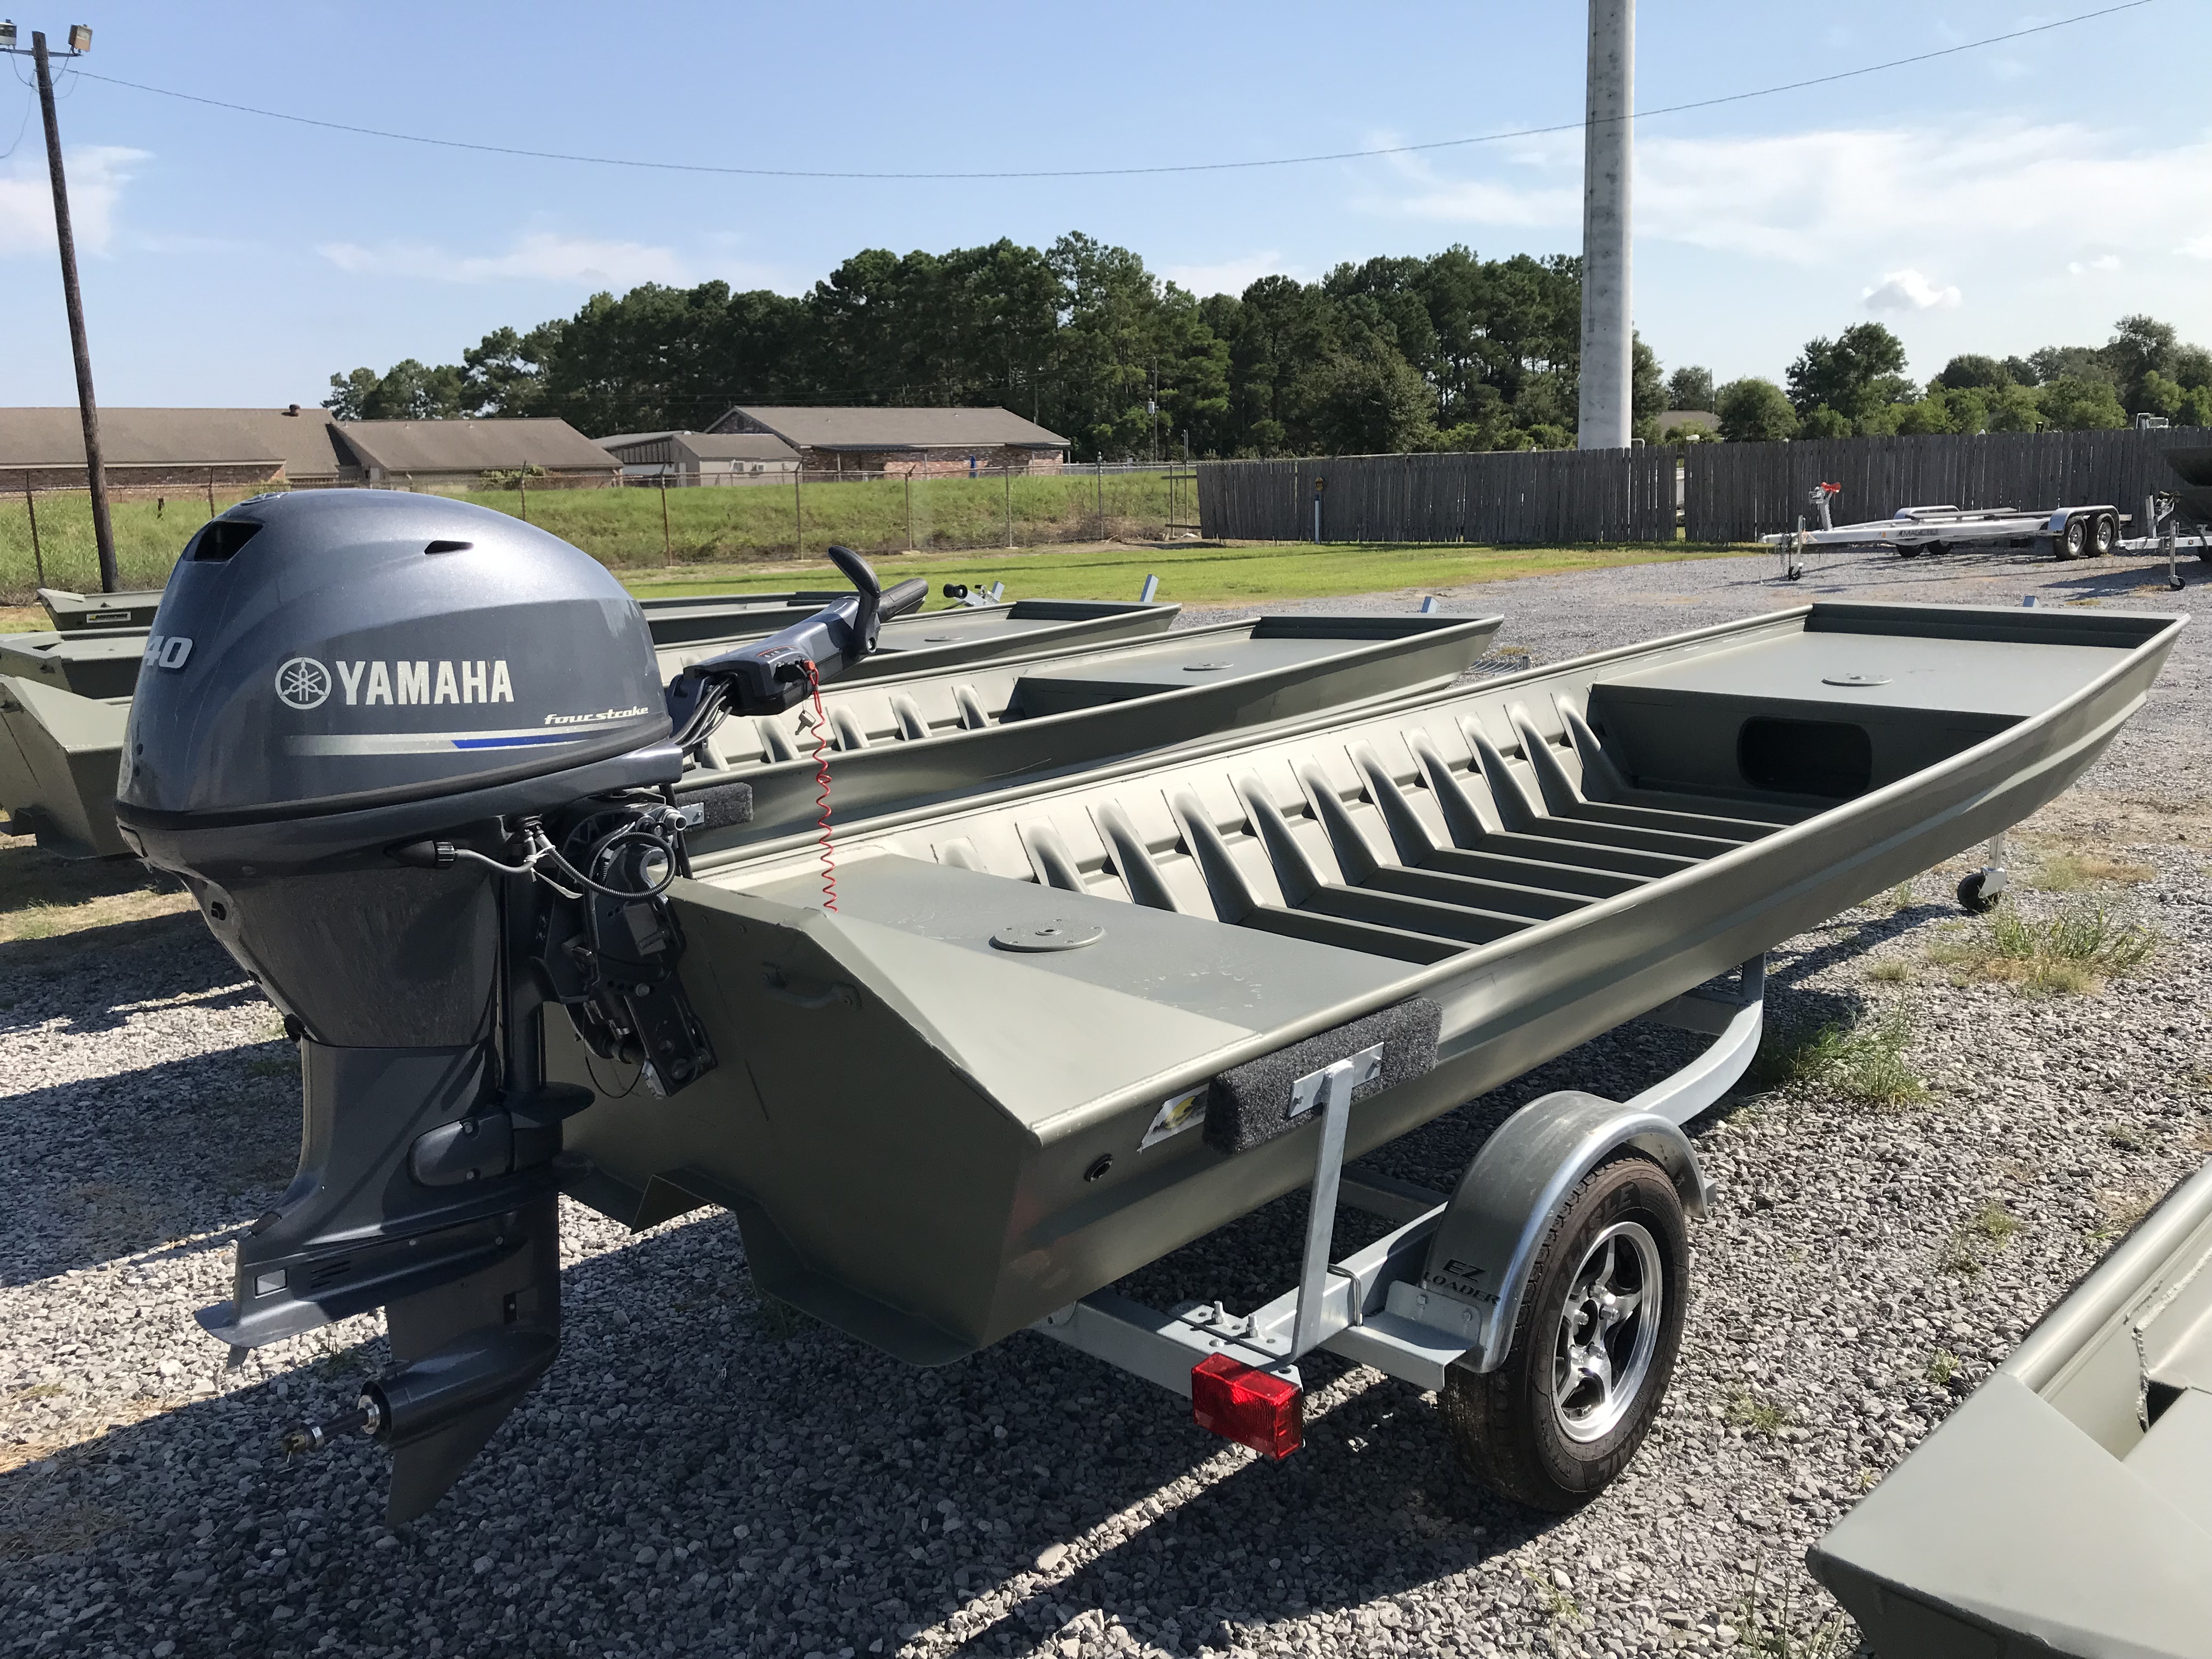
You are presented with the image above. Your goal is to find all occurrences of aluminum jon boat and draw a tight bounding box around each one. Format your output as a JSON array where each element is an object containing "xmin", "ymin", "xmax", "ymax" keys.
[
  {"xmin": 674, "ymin": 611, "xmax": 1502, "ymax": 847},
  {"xmin": 38, "ymin": 585, "xmax": 166, "ymax": 632},
  {"xmin": 1810, "ymin": 1157, "xmax": 2212, "ymax": 1657},
  {"xmin": 131, "ymin": 493, "xmax": 2181, "ymax": 1525},
  {"xmin": 0, "ymin": 596, "xmax": 1177, "ymax": 858},
  {"xmin": 555, "ymin": 602, "xmax": 2180, "ymax": 1440}
]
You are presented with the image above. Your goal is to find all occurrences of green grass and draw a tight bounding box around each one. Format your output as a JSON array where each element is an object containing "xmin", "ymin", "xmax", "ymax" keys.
[
  {"xmin": 1746, "ymin": 1008, "xmax": 1926, "ymax": 1106},
  {"xmin": 1940, "ymin": 1200, "xmax": 2021, "ymax": 1276},
  {"xmin": 625, "ymin": 538, "xmax": 1736, "ymax": 610},
  {"xmin": 0, "ymin": 477, "xmax": 1742, "ymax": 606},
  {"xmin": 2028, "ymin": 851, "xmax": 2154, "ymax": 891},
  {"xmin": 1726, "ymin": 1392, "xmax": 1788, "ymax": 1436},
  {"xmin": 1928, "ymin": 900, "xmax": 2159, "ymax": 995}
]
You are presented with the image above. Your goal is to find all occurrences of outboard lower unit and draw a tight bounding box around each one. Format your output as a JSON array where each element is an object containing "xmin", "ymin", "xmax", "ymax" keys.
[{"xmin": 114, "ymin": 490, "xmax": 919, "ymax": 1522}]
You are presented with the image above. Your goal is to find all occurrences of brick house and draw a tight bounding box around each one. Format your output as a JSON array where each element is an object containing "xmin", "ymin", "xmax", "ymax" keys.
[
  {"xmin": 706, "ymin": 406, "xmax": 1070, "ymax": 477},
  {"xmin": 0, "ymin": 407, "xmax": 619, "ymax": 491},
  {"xmin": 0, "ymin": 405, "xmax": 347, "ymax": 492},
  {"xmin": 332, "ymin": 419, "xmax": 620, "ymax": 488}
]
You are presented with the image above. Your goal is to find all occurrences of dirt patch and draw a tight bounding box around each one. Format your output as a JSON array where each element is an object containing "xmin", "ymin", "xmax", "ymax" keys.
[{"xmin": 2013, "ymin": 789, "xmax": 2212, "ymax": 849}]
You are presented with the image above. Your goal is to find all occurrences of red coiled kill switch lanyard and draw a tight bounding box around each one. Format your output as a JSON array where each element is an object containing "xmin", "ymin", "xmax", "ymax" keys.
[{"xmin": 800, "ymin": 658, "xmax": 838, "ymax": 911}]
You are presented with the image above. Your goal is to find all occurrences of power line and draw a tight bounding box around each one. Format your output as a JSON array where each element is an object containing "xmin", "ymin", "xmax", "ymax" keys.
[{"xmin": 77, "ymin": 2, "xmax": 2153, "ymax": 183}]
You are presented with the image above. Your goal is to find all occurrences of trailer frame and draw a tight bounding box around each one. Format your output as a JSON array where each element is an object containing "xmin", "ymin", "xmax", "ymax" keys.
[
  {"xmin": 1034, "ymin": 956, "xmax": 1766, "ymax": 1456},
  {"xmin": 1762, "ymin": 486, "xmax": 2212, "ymax": 582}
]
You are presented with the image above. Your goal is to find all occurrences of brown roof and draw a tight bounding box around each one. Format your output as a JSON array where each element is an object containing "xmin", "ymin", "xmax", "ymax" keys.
[
  {"xmin": 0, "ymin": 406, "xmax": 351, "ymax": 477},
  {"xmin": 335, "ymin": 418, "xmax": 620, "ymax": 476},
  {"xmin": 714, "ymin": 405, "xmax": 1069, "ymax": 451}
]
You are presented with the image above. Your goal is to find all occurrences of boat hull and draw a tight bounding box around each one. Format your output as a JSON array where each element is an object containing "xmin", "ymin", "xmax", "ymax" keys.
[{"xmin": 555, "ymin": 602, "xmax": 2185, "ymax": 1364}]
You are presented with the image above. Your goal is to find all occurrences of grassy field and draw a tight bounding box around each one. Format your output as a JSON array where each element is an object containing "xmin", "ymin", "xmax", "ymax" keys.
[
  {"xmin": 0, "ymin": 472, "xmax": 1181, "ymax": 598},
  {"xmin": 0, "ymin": 476, "xmax": 1740, "ymax": 605},
  {"xmin": 624, "ymin": 539, "xmax": 1739, "ymax": 609}
]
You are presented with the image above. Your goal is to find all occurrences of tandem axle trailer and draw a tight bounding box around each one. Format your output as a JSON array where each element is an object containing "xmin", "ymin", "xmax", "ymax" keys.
[{"xmin": 1762, "ymin": 485, "xmax": 2211, "ymax": 585}]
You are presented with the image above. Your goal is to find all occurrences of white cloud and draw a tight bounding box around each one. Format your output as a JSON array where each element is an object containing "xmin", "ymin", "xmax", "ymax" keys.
[
  {"xmin": 2067, "ymin": 253, "xmax": 2123, "ymax": 275},
  {"xmin": 317, "ymin": 231, "xmax": 691, "ymax": 287},
  {"xmin": 1162, "ymin": 251, "xmax": 1297, "ymax": 296},
  {"xmin": 1367, "ymin": 119, "xmax": 2212, "ymax": 270},
  {"xmin": 2181, "ymin": 234, "xmax": 2212, "ymax": 261},
  {"xmin": 0, "ymin": 146, "xmax": 148, "ymax": 257},
  {"xmin": 1864, "ymin": 269, "xmax": 1961, "ymax": 312}
]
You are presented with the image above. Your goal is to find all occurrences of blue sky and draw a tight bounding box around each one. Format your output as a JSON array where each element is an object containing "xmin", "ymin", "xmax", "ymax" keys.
[{"xmin": 2, "ymin": 1, "xmax": 2207, "ymax": 409}]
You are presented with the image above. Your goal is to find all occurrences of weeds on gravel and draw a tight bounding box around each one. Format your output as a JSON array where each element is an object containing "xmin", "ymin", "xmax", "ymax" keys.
[
  {"xmin": 1926, "ymin": 1350, "xmax": 1960, "ymax": 1387},
  {"xmin": 1886, "ymin": 878, "xmax": 1916, "ymax": 911},
  {"xmin": 1520, "ymin": 1566, "xmax": 1584, "ymax": 1629},
  {"xmin": 2106, "ymin": 1125, "xmax": 2147, "ymax": 1153},
  {"xmin": 2088, "ymin": 1189, "xmax": 2159, "ymax": 1245},
  {"xmin": 1746, "ymin": 1009, "xmax": 1925, "ymax": 1106},
  {"xmin": 1940, "ymin": 1201, "xmax": 2021, "ymax": 1276},
  {"xmin": 2029, "ymin": 851, "xmax": 2153, "ymax": 892},
  {"xmin": 1731, "ymin": 1567, "xmax": 1854, "ymax": 1659},
  {"xmin": 1927, "ymin": 900, "xmax": 2158, "ymax": 995},
  {"xmin": 1866, "ymin": 959, "xmax": 1911, "ymax": 984},
  {"xmin": 1725, "ymin": 1392, "xmax": 1788, "ymax": 1437}
]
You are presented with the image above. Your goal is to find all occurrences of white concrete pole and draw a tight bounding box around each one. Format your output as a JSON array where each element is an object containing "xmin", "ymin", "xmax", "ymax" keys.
[{"xmin": 1577, "ymin": 0, "xmax": 1634, "ymax": 451}]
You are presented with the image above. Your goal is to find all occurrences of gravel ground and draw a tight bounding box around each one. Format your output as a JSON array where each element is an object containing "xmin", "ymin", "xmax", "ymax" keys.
[{"xmin": 2, "ymin": 542, "xmax": 2205, "ymax": 1659}]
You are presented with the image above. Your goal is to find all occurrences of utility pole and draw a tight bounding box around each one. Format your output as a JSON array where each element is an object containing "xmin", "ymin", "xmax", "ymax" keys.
[
  {"xmin": 1576, "ymin": 0, "xmax": 1634, "ymax": 452},
  {"xmin": 4, "ymin": 25, "xmax": 119, "ymax": 589}
]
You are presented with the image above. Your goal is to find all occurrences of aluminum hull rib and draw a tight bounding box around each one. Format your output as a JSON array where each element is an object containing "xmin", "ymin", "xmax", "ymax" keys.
[{"xmin": 553, "ymin": 603, "xmax": 2184, "ymax": 1365}]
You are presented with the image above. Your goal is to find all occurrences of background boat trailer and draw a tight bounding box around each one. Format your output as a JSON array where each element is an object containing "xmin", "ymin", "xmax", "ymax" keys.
[{"xmin": 1766, "ymin": 485, "xmax": 2210, "ymax": 586}]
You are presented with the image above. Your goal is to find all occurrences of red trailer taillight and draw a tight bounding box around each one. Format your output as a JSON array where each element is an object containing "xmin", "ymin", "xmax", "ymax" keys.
[{"xmin": 1190, "ymin": 1355, "xmax": 1302, "ymax": 1459}]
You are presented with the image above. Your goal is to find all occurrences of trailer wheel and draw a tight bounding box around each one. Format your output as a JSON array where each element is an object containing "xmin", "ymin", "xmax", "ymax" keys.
[
  {"xmin": 2089, "ymin": 513, "xmax": 2117, "ymax": 556},
  {"xmin": 2057, "ymin": 517, "xmax": 2087, "ymax": 560},
  {"xmin": 1440, "ymin": 1155, "xmax": 1688, "ymax": 1512},
  {"xmin": 1897, "ymin": 545, "xmax": 1921, "ymax": 560},
  {"xmin": 1921, "ymin": 541, "xmax": 1947, "ymax": 558}
]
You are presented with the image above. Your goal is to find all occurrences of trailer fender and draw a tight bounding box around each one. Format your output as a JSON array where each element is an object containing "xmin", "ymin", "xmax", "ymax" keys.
[{"xmin": 1414, "ymin": 1092, "xmax": 1708, "ymax": 1374}]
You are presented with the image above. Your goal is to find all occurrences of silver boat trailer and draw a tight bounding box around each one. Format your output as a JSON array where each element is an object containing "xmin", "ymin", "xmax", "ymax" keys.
[
  {"xmin": 1034, "ymin": 957, "xmax": 1765, "ymax": 1468},
  {"xmin": 1765, "ymin": 485, "xmax": 2211, "ymax": 582}
]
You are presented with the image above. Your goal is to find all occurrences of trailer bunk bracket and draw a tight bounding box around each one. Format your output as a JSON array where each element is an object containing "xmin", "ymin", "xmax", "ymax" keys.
[{"xmin": 1032, "ymin": 957, "xmax": 1764, "ymax": 1410}]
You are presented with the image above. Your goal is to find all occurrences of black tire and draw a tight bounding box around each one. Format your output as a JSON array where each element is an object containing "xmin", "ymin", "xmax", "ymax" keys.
[
  {"xmin": 2090, "ymin": 513, "xmax": 2117, "ymax": 557},
  {"xmin": 2057, "ymin": 517, "xmax": 2087, "ymax": 560},
  {"xmin": 1922, "ymin": 541, "xmax": 1948, "ymax": 558},
  {"xmin": 1897, "ymin": 545, "xmax": 1921, "ymax": 560},
  {"xmin": 1441, "ymin": 1155, "xmax": 1689, "ymax": 1512},
  {"xmin": 1957, "ymin": 870, "xmax": 2001, "ymax": 914}
]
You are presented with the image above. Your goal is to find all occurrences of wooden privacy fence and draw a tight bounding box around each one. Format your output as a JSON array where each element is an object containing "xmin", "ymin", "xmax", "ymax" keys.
[
  {"xmin": 1681, "ymin": 426, "xmax": 2208, "ymax": 543},
  {"xmin": 1198, "ymin": 426, "xmax": 2208, "ymax": 546},
  {"xmin": 1199, "ymin": 449, "xmax": 1675, "ymax": 544}
]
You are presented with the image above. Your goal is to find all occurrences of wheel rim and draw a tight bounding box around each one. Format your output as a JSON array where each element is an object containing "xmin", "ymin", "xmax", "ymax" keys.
[
  {"xmin": 2065, "ymin": 520, "xmax": 2086, "ymax": 555},
  {"xmin": 1551, "ymin": 1220, "xmax": 1663, "ymax": 1444}
]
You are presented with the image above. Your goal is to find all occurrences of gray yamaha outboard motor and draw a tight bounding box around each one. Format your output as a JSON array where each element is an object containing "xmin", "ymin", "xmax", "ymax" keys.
[{"xmin": 116, "ymin": 489, "xmax": 921, "ymax": 1523}]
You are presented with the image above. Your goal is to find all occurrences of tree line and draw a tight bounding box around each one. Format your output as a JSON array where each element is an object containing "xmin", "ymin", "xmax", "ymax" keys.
[
  {"xmin": 326, "ymin": 230, "xmax": 2209, "ymax": 458},
  {"xmin": 1694, "ymin": 314, "xmax": 2212, "ymax": 445}
]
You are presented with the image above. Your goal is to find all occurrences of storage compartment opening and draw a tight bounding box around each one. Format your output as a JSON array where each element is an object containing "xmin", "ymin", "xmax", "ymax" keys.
[{"xmin": 1736, "ymin": 716, "xmax": 1872, "ymax": 799}]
